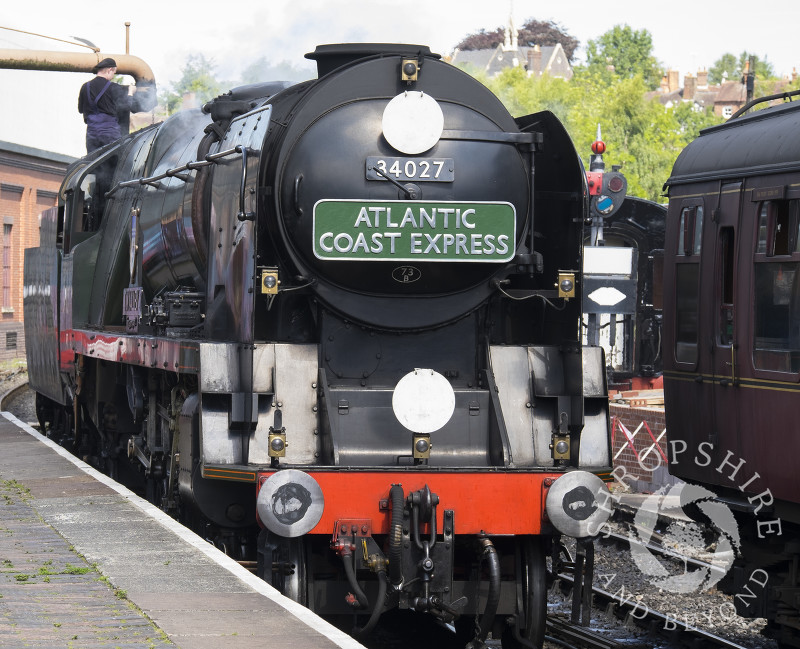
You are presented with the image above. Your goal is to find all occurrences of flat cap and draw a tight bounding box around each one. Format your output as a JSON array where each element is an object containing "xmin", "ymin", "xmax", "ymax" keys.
[{"xmin": 92, "ymin": 57, "xmax": 117, "ymax": 73}]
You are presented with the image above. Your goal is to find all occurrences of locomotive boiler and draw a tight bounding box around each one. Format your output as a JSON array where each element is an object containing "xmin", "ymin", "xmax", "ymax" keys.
[{"xmin": 25, "ymin": 44, "xmax": 612, "ymax": 647}]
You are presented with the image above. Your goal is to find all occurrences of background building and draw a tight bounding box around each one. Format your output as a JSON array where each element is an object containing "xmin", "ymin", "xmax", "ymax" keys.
[
  {"xmin": 0, "ymin": 141, "xmax": 74, "ymax": 362},
  {"xmin": 653, "ymin": 68, "xmax": 798, "ymax": 117},
  {"xmin": 448, "ymin": 20, "xmax": 574, "ymax": 80}
]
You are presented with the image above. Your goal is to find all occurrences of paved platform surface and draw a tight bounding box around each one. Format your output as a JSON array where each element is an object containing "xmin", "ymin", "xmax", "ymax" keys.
[{"xmin": 0, "ymin": 413, "xmax": 363, "ymax": 649}]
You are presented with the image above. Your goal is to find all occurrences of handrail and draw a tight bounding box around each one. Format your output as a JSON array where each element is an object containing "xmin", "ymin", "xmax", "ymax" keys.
[
  {"xmin": 729, "ymin": 89, "xmax": 800, "ymax": 120},
  {"xmin": 105, "ymin": 147, "xmax": 243, "ymax": 197},
  {"xmin": 236, "ymin": 145, "xmax": 255, "ymax": 222}
]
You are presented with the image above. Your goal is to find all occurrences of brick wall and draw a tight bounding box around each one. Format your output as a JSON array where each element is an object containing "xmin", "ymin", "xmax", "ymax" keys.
[
  {"xmin": 0, "ymin": 141, "xmax": 74, "ymax": 362},
  {"xmin": 609, "ymin": 401, "xmax": 680, "ymax": 492}
]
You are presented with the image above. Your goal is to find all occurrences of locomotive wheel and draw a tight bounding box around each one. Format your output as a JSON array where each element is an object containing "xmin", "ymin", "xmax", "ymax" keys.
[
  {"xmin": 280, "ymin": 537, "xmax": 308, "ymax": 606},
  {"xmin": 502, "ymin": 537, "xmax": 547, "ymax": 649},
  {"xmin": 259, "ymin": 532, "xmax": 309, "ymax": 607}
]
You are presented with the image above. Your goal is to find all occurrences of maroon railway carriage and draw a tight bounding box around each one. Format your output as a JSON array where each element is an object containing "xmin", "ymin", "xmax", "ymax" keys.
[{"xmin": 663, "ymin": 97, "xmax": 800, "ymax": 648}]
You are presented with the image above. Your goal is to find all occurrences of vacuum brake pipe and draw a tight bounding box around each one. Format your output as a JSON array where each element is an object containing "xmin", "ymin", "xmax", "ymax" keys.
[
  {"xmin": 354, "ymin": 567, "xmax": 389, "ymax": 638},
  {"xmin": 341, "ymin": 548, "xmax": 369, "ymax": 609},
  {"xmin": 476, "ymin": 535, "xmax": 501, "ymax": 642},
  {"xmin": 388, "ymin": 484, "xmax": 405, "ymax": 586}
]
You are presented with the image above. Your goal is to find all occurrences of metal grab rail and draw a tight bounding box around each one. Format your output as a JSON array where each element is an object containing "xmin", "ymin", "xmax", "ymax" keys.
[
  {"xmin": 105, "ymin": 146, "xmax": 243, "ymax": 197},
  {"xmin": 729, "ymin": 88, "xmax": 800, "ymax": 120},
  {"xmin": 236, "ymin": 145, "xmax": 256, "ymax": 222}
]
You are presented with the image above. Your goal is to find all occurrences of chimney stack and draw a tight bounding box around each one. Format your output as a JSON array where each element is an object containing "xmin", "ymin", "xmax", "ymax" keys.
[
  {"xmin": 697, "ymin": 68, "xmax": 708, "ymax": 88},
  {"xmin": 668, "ymin": 69, "xmax": 679, "ymax": 92},
  {"xmin": 684, "ymin": 73, "xmax": 696, "ymax": 100},
  {"xmin": 527, "ymin": 45, "xmax": 542, "ymax": 77}
]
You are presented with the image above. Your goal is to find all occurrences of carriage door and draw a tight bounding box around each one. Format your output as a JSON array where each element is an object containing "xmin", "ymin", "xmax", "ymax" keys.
[{"xmin": 710, "ymin": 182, "xmax": 742, "ymax": 447}]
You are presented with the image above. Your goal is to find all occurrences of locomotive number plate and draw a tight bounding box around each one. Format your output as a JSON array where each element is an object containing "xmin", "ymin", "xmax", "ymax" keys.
[{"xmin": 366, "ymin": 157, "xmax": 454, "ymax": 182}]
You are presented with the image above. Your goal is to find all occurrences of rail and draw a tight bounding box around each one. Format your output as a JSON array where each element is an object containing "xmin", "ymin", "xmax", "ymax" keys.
[
  {"xmin": 602, "ymin": 528, "xmax": 728, "ymax": 580},
  {"xmin": 545, "ymin": 613, "xmax": 622, "ymax": 649},
  {"xmin": 105, "ymin": 146, "xmax": 244, "ymax": 198},
  {"xmin": 0, "ymin": 380, "xmax": 29, "ymax": 413},
  {"xmin": 552, "ymin": 569, "xmax": 748, "ymax": 649},
  {"xmin": 729, "ymin": 88, "xmax": 800, "ymax": 119}
]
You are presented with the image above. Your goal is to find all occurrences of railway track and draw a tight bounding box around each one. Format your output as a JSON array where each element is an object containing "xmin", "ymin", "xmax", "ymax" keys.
[
  {"xmin": 551, "ymin": 570, "xmax": 750, "ymax": 649},
  {"xmin": 549, "ymin": 518, "xmax": 755, "ymax": 649},
  {"xmin": 544, "ymin": 613, "xmax": 622, "ymax": 649},
  {"xmin": 600, "ymin": 526, "xmax": 728, "ymax": 586},
  {"xmin": 0, "ymin": 377, "xmax": 31, "ymax": 413}
]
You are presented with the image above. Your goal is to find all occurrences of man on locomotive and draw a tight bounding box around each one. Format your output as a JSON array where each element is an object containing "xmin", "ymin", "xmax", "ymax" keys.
[{"xmin": 77, "ymin": 57, "xmax": 136, "ymax": 153}]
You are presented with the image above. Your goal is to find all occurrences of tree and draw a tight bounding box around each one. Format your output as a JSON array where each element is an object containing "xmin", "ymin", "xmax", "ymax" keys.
[
  {"xmin": 517, "ymin": 19, "xmax": 579, "ymax": 62},
  {"xmin": 481, "ymin": 64, "xmax": 723, "ymax": 202},
  {"xmin": 710, "ymin": 51, "xmax": 776, "ymax": 84},
  {"xmin": 239, "ymin": 56, "xmax": 313, "ymax": 85},
  {"xmin": 737, "ymin": 52, "xmax": 775, "ymax": 81},
  {"xmin": 584, "ymin": 25, "xmax": 662, "ymax": 89},
  {"xmin": 159, "ymin": 54, "xmax": 223, "ymax": 115},
  {"xmin": 174, "ymin": 54, "xmax": 223, "ymax": 102},
  {"xmin": 672, "ymin": 102, "xmax": 724, "ymax": 141},
  {"xmin": 708, "ymin": 53, "xmax": 738, "ymax": 84},
  {"xmin": 456, "ymin": 28, "xmax": 504, "ymax": 51},
  {"xmin": 487, "ymin": 66, "xmax": 574, "ymax": 124},
  {"xmin": 455, "ymin": 18, "xmax": 578, "ymax": 61}
]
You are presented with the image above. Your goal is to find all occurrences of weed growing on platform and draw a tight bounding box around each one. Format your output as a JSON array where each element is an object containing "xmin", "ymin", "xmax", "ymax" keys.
[
  {"xmin": 63, "ymin": 563, "xmax": 90, "ymax": 575},
  {"xmin": 2, "ymin": 480, "xmax": 31, "ymax": 501}
]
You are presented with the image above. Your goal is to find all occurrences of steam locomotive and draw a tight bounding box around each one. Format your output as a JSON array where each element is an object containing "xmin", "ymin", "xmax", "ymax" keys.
[
  {"xmin": 664, "ymin": 93, "xmax": 800, "ymax": 648},
  {"xmin": 25, "ymin": 44, "xmax": 612, "ymax": 647}
]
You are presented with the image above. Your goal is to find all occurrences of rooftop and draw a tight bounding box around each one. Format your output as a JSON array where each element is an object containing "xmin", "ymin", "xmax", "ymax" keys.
[{"xmin": 0, "ymin": 139, "xmax": 76, "ymax": 165}]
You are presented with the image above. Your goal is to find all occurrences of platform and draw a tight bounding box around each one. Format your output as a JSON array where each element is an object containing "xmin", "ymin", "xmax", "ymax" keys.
[{"xmin": 0, "ymin": 412, "xmax": 363, "ymax": 649}]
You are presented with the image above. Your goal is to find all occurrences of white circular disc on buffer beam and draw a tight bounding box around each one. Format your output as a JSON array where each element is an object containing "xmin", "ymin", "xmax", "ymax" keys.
[
  {"xmin": 392, "ymin": 368, "xmax": 455, "ymax": 433},
  {"xmin": 257, "ymin": 469, "xmax": 324, "ymax": 537},
  {"xmin": 382, "ymin": 92, "xmax": 444, "ymax": 154}
]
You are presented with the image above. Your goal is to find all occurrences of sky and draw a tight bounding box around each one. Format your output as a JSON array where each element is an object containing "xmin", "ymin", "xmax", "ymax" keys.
[{"xmin": 1, "ymin": 0, "xmax": 799, "ymax": 158}]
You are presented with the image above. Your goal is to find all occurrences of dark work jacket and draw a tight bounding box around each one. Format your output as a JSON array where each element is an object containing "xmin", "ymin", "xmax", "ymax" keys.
[
  {"xmin": 78, "ymin": 76, "xmax": 133, "ymax": 124},
  {"xmin": 78, "ymin": 76, "xmax": 142, "ymax": 151}
]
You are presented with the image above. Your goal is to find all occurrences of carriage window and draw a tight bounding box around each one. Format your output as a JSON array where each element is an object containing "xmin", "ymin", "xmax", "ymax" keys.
[
  {"xmin": 652, "ymin": 251, "xmax": 664, "ymax": 310},
  {"xmin": 693, "ymin": 206, "xmax": 704, "ymax": 255},
  {"xmin": 792, "ymin": 209, "xmax": 800, "ymax": 252},
  {"xmin": 753, "ymin": 262, "xmax": 800, "ymax": 372},
  {"xmin": 678, "ymin": 206, "xmax": 703, "ymax": 255},
  {"xmin": 757, "ymin": 200, "xmax": 799, "ymax": 256},
  {"xmin": 719, "ymin": 228, "xmax": 735, "ymax": 345},
  {"xmin": 756, "ymin": 206, "xmax": 768, "ymax": 254},
  {"xmin": 675, "ymin": 263, "xmax": 700, "ymax": 364}
]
